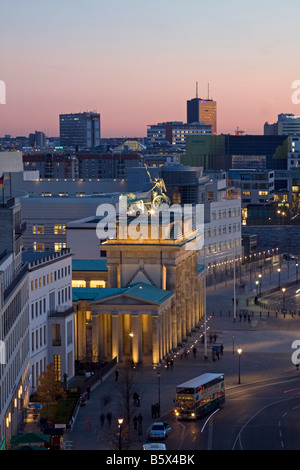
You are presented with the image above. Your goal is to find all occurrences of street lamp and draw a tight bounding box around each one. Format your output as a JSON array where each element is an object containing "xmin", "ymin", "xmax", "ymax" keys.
[
  {"xmin": 157, "ymin": 372, "xmax": 161, "ymax": 407},
  {"xmin": 237, "ymin": 347, "xmax": 242, "ymax": 384},
  {"xmin": 282, "ymin": 287, "xmax": 286, "ymax": 314},
  {"xmin": 277, "ymin": 268, "xmax": 281, "ymax": 289},
  {"xmin": 258, "ymin": 273, "xmax": 262, "ymax": 295},
  {"xmin": 118, "ymin": 418, "xmax": 124, "ymax": 450},
  {"xmin": 255, "ymin": 280, "xmax": 259, "ymax": 296}
]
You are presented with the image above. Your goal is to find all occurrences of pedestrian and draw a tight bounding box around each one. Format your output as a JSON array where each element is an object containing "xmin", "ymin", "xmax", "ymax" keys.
[
  {"xmin": 137, "ymin": 413, "xmax": 143, "ymax": 425},
  {"xmin": 155, "ymin": 403, "xmax": 160, "ymax": 418},
  {"xmin": 115, "ymin": 369, "xmax": 119, "ymax": 381},
  {"xmin": 170, "ymin": 358, "xmax": 174, "ymax": 369},
  {"xmin": 106, "ymin": 412, "xmax": 112, "ymax": 426},
  {"xmin": 100, "ymin": 413, "xmax": 105, "ymax": 427},
  {"xmin": 192, "ymin": 346, "xmax": 197, "ymax": 358},
  {"xmin": 133, "ymin": 391, "xmax": 140, "ymax": 406},
  {"xmin": 133, "ymin": 415, "xmax": 138, "ymax": 430},
  {"xmin": 220, "ymin": 344, "xmax": 224, "ymax": 355},
  {"xmin": 86, "ymin": 386, "xmax": 91, "ymax": 399},
  {"xmin": 213, "ymin": 333, "xmax": 217, "ymax": 343}
]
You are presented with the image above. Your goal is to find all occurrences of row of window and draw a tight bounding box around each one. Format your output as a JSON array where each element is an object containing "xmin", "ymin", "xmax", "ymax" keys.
[
  {"xmin": 211, "ymin": 208, "xmax": 240, "ymax": 220},
  {"xmin": 31, "ymin": 326, "xmax": 46, "ymax": 351},
  {"xmin": 33, "ymin": 242, "xmax": 67, "ymax": 253},
  {"xmin": 202, "ymin": 239, "xmax": 241, "ymax": 255},
  {"xmin": 33, "ymin": 224, "xmax": 66, "ymax": 235},
  {"xmin": 206, "ymin": 224, "xmax": 241, "ymax": 237},
  {"xmin": 31, "ymin": 265, "xmax": 71, "ymax": 291}
]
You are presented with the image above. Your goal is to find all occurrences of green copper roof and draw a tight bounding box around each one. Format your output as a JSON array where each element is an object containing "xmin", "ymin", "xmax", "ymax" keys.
[
  {"xmin": 72, "ymin": 259, "xmax": 108, "ymax": 272},
  {"xmin": 72, "ymin": 282, "xmax": 174, "ymax": 304}
]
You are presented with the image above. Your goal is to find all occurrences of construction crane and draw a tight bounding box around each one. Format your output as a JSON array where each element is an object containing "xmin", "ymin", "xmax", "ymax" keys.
[{"xmin": 234, "ymin": 127, "xmax": 245, "ymax": 135}]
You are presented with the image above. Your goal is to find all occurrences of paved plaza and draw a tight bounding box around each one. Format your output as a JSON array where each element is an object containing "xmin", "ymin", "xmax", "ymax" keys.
[{"xmin": 59, "ymin": 260, "xmax": 300, "ymax": 450}]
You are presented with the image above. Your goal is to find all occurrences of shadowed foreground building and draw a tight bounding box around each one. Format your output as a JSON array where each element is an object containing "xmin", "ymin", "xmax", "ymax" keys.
[{"xmin": 72, "ymin": 211, "xmax": 205, "ymax": 366}]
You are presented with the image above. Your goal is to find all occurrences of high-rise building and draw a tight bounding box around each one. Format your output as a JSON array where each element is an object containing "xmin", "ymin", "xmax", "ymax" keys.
[
  {"xmin": 147, "ymin": 121, "xmax": 211, "ymax": 149},
  {"xmin": 59, "ymin": 112, "xmax": 101, "ymax": 150},
  {"xmin": 187, "ymin": 85, "xmax": 217, "ymax": 134},
  {"xmin": 264, "ymin": 114, "xmax": 300, "ymax": 136}
]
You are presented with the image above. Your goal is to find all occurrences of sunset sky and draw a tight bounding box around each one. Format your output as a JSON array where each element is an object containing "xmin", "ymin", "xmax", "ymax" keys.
[{"xmin": 1, "ymin": 0, "xmax": 300, "ymax": 138}]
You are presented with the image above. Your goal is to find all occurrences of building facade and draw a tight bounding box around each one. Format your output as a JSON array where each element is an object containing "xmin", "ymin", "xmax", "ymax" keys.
[
  {"xmin": 59, "ymin": 112, "xmax": 101, "ymax": 150},
  {"xmin": 24, "ymin": 249, "xmax": 74, "ymax": 391},
  {"xmin": 147, "ymin": 121, "xmax": 211, "ymax": 150},
  {"xmin": 71, "ymin": 210, "xmax": 206, "ymax": 366},
  {"xmin": 0, "ymin": 200, "xmax": 30, "ymax": 450},
  {"xmin": 187, "ymin": 97, "xmax": 217, "ymax": 135}
]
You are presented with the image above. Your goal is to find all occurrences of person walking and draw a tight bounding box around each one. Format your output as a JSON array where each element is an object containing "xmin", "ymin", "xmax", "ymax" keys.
[
  {"xmin": 100, "ymin": 413, "xmax": 105, "ymax": 427},
  {"xmin": 115, "ymin": 369, "xmax": 119, "ymax": 381}
]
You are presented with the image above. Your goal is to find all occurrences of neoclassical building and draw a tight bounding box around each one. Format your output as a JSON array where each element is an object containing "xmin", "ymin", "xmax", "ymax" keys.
[{"xmin": 72, "ymin": 207, "xmax": 206, "ymax": 366}]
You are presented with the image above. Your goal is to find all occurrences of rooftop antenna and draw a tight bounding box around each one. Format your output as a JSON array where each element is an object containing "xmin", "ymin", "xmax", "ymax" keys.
[
  {"xmin": 196, "ymin": 81, "xmax": 198, "ymax": 99},
  {"xmin": 207, "ymin": 83, "xmax": 210, "ymax": 100}
]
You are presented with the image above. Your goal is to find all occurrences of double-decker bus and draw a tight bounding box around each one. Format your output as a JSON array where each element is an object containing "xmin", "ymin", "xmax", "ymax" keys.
[{"xmin": 174, "ymin": 373, "xmax": 225, "ymax": 419}]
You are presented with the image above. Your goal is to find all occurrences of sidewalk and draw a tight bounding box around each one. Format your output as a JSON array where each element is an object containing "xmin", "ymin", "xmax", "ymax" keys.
[{"xmin": 66, "ymin": 261, "xmax": 300, "ymax": 450}]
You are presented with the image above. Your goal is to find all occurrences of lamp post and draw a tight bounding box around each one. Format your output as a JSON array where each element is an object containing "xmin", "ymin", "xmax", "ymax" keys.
[
  {"xmin": 118, "ymin": 418, "xmax": 124, "ymax": 450},
  {"xmin": 277, "ymin": 268, "xmax": 281, "ymax": 289},
  {"xmin": 237, "ymin": 347, "xmax": 242, "ymax": 384},
  {"xmin": 258, "ymin": 273, "xmax": 262, "ymax": 296},
  {"xmin": 157, "ymin": 372, "xmax": 161, "ymax": 410},
  {"xmin": 255, "ymin": 280, "xmax": 259, "ymax": 296},
  {"xmin": 282, "ymin": 287, "xmax": 286, "ymax": 314},
  {"xmin": 296, "ymin": 262, "xmax": 299, "ymax": 283}
]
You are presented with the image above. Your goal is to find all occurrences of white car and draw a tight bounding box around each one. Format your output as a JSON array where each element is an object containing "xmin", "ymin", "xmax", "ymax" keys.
[
  {"xmin": 148, "ymin": 422, "xmax": 171, "ymax": 440},
  {"xmin": 143, "ymin": 443, "xmax": 166, "ymax": 450}
]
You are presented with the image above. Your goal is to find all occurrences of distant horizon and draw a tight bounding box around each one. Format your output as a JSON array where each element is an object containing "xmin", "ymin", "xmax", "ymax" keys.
[{"xmin": 1, "ymin": 0, "xmax": 300, "ymax": 139}]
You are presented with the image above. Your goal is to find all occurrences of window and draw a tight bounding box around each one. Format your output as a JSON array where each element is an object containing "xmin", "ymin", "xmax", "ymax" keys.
[
  {"xmin": 54, "ymin": 242, "xmax": 66, "ymax": 252},
  {"xmin": 33, "ymin": 242, "xmax": 45, "ymax": 252},
  {"xmin": 54, "ymin": 224, "xmax": 66, "ymax": 235},
  {"xmin": 52, "ymin": 324, "xmax": 61, "ymax": 347},
  {"xmin": 90, "ymin": 280, "xmax": 106, "ymax": 288},
  {"xmin": 72, "ymin": 280, "xmax": 86, "ymax": 288},
  {"xmin": 33, "ymin": 225, "xmax": 45, "ymax": 235}
]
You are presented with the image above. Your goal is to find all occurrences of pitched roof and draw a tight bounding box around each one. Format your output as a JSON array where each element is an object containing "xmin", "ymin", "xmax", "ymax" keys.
[{"xmin": 72, "ymin": 282, "xmax": 174, "ymax": 305}]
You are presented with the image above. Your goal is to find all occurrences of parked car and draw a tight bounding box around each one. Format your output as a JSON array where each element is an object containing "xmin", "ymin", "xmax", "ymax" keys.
[
  {"xmin": 143, "ymin": 443, "xmax": 166, "ymax": 450},
  {"xmin": 148, "ymin": 422, "xmax": 171, "ymax": 440}
]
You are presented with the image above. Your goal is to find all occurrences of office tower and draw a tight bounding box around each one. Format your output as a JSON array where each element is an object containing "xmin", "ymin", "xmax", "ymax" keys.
[
  {"xmin": 187, "ymin": 84, "xmax": 217, "ymax": 135},
  {"xmin": 59, "ymin": 112, "xmax": 101, "ymax": 149},
  {"xmin": 147, "ymin": 121, "xmax": 211, "ymax": 150}
]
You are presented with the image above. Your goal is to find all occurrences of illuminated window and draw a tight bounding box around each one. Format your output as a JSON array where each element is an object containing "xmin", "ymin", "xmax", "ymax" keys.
[
  {"xmin": 72, "ymin": 280, "xmax": 87, "ymax": 288},
  {"xmin": 258, "ymin": 191, "xmax": 268, "ymax": 196},
  {"xmin": 33, "ymin": 225, "xmax": 44, "ymax": 235},
  {"xmin": 54, "ymin": 224, "xmax": 66, "ymax": 235},
  {"xmin": 242, "ymin": 191, "xmax": 251, "ymax": 196},
  {"xmin": 33, "ymin": 242, "xmax": 45, "ymax": 252},
  {"xmin": 54, "ymin": 242, "xmax": 66, "ymax": 252},
  {"xmin": 90, "ymin": 280, "xmax": 106, "ymax": 288},
  {"xmin": 54, "ymin": 354, "xmax": 61, "ymax": 382}
]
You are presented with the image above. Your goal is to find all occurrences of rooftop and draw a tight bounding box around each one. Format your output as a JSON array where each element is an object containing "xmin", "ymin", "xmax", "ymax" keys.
[{"xmin": 72, "ymin": 282, "xmax": 174, "ymax": 305}]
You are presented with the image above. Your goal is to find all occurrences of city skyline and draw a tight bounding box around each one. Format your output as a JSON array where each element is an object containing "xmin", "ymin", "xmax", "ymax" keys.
[{"xmin": 1, "ymin": 0, "xmax": 300, "ymax": 138}]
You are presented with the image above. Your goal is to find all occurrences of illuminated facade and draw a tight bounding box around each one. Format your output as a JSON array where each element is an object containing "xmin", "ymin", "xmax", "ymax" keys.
[
  {"xmin": 72, "ymin": 214, "xmax": 206, "ymax": 366},
  {"xmin": 187, "ymin": 98, "xmax": 217, "ymax": 135}
]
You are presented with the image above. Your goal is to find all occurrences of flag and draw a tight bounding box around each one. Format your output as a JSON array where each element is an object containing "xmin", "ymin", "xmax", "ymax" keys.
[{"xmin": 4, "ymin": 173, "xmax": 10, "ymax": 186}]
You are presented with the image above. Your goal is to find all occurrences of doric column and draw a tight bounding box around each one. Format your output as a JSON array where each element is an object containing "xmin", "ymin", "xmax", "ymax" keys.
[
  {"xmin": 131, "ymin": 314, "xmax": 141, "ymax": 364},
  {"xmin": 111, "ymin": 314, "xmax": 120, "ymax": 362},
  {"xmin": 91, "ymin": 314, "xmax": 99, "ymax": 362},
  {"xmin": 152, "ymin": 315, "xmax": 159, "ymax": 365}
]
